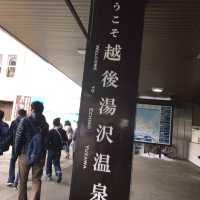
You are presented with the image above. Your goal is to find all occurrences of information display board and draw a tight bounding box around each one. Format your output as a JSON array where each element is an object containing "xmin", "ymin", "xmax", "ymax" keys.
[{"xmin": 134, "ymin": 102, "xmax": 173, "ymax": 145}]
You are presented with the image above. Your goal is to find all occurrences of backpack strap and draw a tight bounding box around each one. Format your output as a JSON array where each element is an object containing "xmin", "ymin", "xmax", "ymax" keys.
[{"xmin": 55, "ymin": 128, "xmax": 63, "ymax": 141}]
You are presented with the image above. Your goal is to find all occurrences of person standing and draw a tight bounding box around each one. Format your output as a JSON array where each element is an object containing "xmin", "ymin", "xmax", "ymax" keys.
[
  {"xmin": 6, "ymin": 109, "xmax": 27, "ymax": 187},
  {"xmin": 72, "ymin": 123, "xmax": 79, "ymax": 161},
  {"xmin": 0, "ymin": 110, "xmax": 9, "ymax": 155},
  {"xmin": 46, "ymin": 118, "xmax": 68, "ymax": 183},
  {"xmin": 14, "ymin": 101, "xmax": 49, "ymax": 200},
  {"xmin": 64, "ymin": 120, "xmax": 73, "ymax": 159}
]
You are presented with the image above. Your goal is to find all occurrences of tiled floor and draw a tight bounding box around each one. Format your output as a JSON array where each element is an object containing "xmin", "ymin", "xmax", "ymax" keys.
[{"xmin": 1, "ymin": 152, "xmax": 200, "ymax": 200}]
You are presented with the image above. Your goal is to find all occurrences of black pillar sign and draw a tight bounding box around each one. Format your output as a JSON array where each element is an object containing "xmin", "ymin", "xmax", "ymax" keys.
[{"xmin": 69, "ymin": 1, "xmax": 144, "ymax": 200}]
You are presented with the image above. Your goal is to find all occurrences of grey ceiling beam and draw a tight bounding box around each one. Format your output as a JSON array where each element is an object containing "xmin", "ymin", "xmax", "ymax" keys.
[{"xmin": 64, "ymin": 0, "xmax": 88, "ymax": 39}]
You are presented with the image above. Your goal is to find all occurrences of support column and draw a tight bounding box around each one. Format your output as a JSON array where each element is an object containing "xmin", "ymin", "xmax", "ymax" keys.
[{"xmin": 69, "ymin": 1, "xmax": 144, "ymax": 200}]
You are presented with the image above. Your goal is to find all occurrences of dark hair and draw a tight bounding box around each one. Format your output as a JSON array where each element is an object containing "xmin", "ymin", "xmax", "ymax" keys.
[
  {"xmin": 53, "ymin": 118, "xmax": 61, "ymax": 127},
  {"xmin": 0, "ymin": 110, "xmax": 4, "ymax": 120},
  {"xmin": 17, "ymin": 109, "xmax": 27, "ymax": 117},
  {"xmin": 31, "ymin": 101, "xmax": 44, "ymax": 114},
  {"xmin": 64, "ymin": 120, "xmax": 71, "ymax": 126}
]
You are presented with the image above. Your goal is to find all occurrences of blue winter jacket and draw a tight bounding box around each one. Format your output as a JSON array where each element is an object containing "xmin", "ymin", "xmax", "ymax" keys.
[{"xmin": 0, "ymin": 121, "xmax": 9, "ymax": 154}]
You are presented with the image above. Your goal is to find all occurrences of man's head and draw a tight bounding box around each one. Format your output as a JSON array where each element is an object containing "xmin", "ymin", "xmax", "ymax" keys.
[
  {"xmin": 17, "ymin": 109, "xmax": 27, "ymax": 117},
  {"xmin": 0, "ymin": 110, "xmax": 4, "ymax": 121},
  {"xmin": 31, "ymin": 101, "xmax": 44, "ymax": 114},
  {"xmin": 64, "ymin": 120, "xmax": 71, "ymax": 126},
  {"xmin": 53, "ymin": 118, "xmax": 61, "ymax": 127}
]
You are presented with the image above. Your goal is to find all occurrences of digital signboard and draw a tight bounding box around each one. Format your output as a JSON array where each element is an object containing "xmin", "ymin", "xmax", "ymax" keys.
[{"xmin": 134, "ymin": 101, "xmax": 173, "ymax": 145}]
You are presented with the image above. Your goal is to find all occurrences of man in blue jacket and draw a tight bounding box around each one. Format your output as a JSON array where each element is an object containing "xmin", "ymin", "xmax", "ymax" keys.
[
  {"xmin": 0, "ymin": 110, "xmax": 9, "ymax": 155},
  {"xmin": 14, "ymin": 101, "xmax": 49, "ymax": 200}
]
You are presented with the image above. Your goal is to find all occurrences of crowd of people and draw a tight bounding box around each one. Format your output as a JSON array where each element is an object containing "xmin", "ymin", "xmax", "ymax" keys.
[{"xmin": 0, "ymin": 101, "xmax": 78, "ymax": 200}]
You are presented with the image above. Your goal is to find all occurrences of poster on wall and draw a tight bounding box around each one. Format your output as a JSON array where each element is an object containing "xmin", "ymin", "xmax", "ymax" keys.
[
  {"xmin": 191, "ymin": 128, "xmax": 200, "ymax": 144},
  {"xmin": 14, "ymin": 95, "xmax": 45, "ymax": 118},
  {"xmin": 69, "ymin": 1, "xmax": 144, "ymax": 200},
  {"xmin": 134, "ymin": 103, "xmax": 173, "ymax": 145},
  {"xmin": 14, "ymin": 95, "xmax": 32, "ymax": 118}
]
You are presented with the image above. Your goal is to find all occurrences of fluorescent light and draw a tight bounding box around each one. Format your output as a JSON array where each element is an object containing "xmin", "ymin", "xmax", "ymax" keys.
[
  {"xmin": 152, "ymin": 87, "xmax": 164, "ymax": 93},
  {"xmin": 139, "ymin": 95, "xmax": 172, "ymax": 101},
  {"xmin": 77, "ymin": 49, "xmax": 86, "ymax": 55}
]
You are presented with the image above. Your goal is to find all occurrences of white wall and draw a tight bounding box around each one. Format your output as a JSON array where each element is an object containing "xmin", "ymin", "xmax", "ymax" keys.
[
  {"xmin": 0, "ymin": 30, "xmax": 25, "ymax": 101},
  {"xmin": 189, "ymin": 143, "xmax": 200, "ymax": 167},
  {"xmin": 0, "ymin": 29, "xmax": 81, "ymax": 125}
]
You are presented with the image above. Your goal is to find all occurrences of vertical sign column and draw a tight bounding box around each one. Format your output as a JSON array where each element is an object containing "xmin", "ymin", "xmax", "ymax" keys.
[{"xmin": 69, "ymin": 1, "xmax": 144, "ymax": 200}]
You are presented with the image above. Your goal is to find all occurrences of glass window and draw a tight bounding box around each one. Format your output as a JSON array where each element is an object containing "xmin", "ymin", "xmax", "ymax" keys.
[
  {"xmin": 6, "ymin": 67, "xmax": 16, "ymax": 77},
  {"xmin": 8, "ymin": 55, "xmax": 17, "ymax": 66},
  {"xmin": 6, "ymin": 55, "xmax": 17, "ymax": 77}
]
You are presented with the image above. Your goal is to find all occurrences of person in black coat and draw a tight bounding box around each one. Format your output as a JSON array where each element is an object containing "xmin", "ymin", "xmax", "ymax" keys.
[
  {"xmin": 14, "ymin": 101, "xmax": 49, "ymax": 200},
  {"xmin": 46, "ymin": 117, "xmax": 68, "ymax": 183},
  {"xmin": 6, "ymin": 109, "xmax": 27, "ymax": 187}
]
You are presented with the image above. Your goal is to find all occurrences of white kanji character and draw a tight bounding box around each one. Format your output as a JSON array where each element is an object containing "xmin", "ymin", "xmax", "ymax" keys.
[
  {"xmin": 96, "ymin": 125, "xmax": 114, "ymax": 144},
  {"xmin": 104, "ymin": 44, "xmax": 122, "ymax": 62},
  {"xmin": 112, "ymin": 16, "xmax": 120, "ymax": 24},
  {"xmin": 110, "ymin": 28, "xmax": 120, "ymax": 38},
  {"xmin": 101, "ymin": 70, "xmax": 119, "ymax": 88},
  {"xmin": 99, "ymin": 98, "xmax": 117, "ymax": 116},
  {"xmin": 93, "ymin": 153, "xmax": 111, "ymax": 173},
  {"xmin": 90, "ymin": 183, "xmax": 108, "ymax": 200},
  {"xmin": 114, "ymin": 2, "xmax": 120, "ymax": 12}
]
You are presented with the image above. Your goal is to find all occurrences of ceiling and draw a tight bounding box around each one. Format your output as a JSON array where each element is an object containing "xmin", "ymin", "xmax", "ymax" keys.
[{"xmin": 0, "ymin": 0, "xmax": 200, "ymax": 102}]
